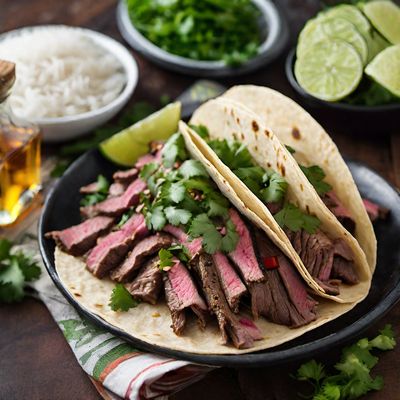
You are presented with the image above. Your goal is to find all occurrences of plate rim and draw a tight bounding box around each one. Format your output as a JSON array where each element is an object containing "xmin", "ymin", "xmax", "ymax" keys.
[{"xmin": 38, "ymin": 150, "xmax": 400, "ymax": 367}]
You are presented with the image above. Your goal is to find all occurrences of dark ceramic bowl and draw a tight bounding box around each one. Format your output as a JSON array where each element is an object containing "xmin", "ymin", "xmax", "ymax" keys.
[
  {"xmin": 285, "ymin": 48, "xmax": 400, "ymax": 135},
  {"xmin": 39, "ymin": 149, "xmax": 400, "ymax": 367},
  {"xmin": 117, "ymin": 0, "xmax": 289, "ymax": 77}
]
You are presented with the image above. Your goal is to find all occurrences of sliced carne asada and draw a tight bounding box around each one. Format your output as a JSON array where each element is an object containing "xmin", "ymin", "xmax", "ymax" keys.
[
  {"xmin": 322, "ymin": 191, "xmax": 355, "ymax": 234},
  {"xmin": 80, "ymin": 182, "xmax": 101, "ymax": 195},
  {"xmin": 86, "ymin": 213, "xmax": 148, "ymax": 278},
  {"xmin": 163, "ymin": 260, "xmax": 208, "ymax": 335},
  {"xmin": 135, "ymin": 148, "xmax": 162, "ymax": 169},
  {"xmin": 212, "ymin": 252, "xmax": 247, "ymax": 313},
  {"xmin": 113, "ymin": 168, "xmax": 139, "ymax": 184},
  {"xmin": 363, "ymin": 198, "xmax": 389, "ymax": 222},
  {"xmin": 192, "ymin": 253, "xmax": 260, "ymax": 349},
  {"xmin": 111, "ymin": 233, "xmax": 174, "ymax": 282},
  {"xmin": 253, "ymin": 229, "xmax": 317, "ymax": 327},
  {"xmin": 163, "ymin": 225, "xmax": 202, "ymax": 259},
  {"xmin": 45, "ymin": 216, "xmax": 114, "ymax": 256},
  {"xmin": 127, "ymin": 256, "xmax": 163, "ymax": 305},
  {"xmin": 286, "ymin": 229, "xmax": 358, "ymax": 288},
  {"xmin": 80, "ymin": 178, "xmax": 146, "ymax": 218},
  {"xmin": 227, "ymin": 208, "xmax": 265, "ymax": 283}
]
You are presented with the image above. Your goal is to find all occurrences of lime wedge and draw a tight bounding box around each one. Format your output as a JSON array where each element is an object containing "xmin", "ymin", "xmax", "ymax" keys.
[
  {"xmin": 362, "ymin": 1, "xmax": 400, "ymax": 45},
  {"xmin": 366, "ymin": 30, "xmax": 390, "ymax": 61},
  {"xmin": 365, "ymin": 44, "xmax": 400, "ymax": 97},
  {"xmin": 100, "ymin": 102, "xmax": 181, "ymax": 166},
  {"xmin": 295, "ymin": 39, "xmax": 363, "ymax": 101},
  {"xmin": 297, "ymin": 18, "xmax": 368, "ymax": 65}
]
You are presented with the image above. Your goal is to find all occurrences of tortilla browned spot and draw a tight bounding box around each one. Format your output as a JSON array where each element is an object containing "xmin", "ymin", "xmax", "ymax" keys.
[
  {"xmin": 236, "ymin": 117, "xmax": 240, "ymax": 124},
  {"xmin": 300, "ymin": 183, "xmax": 304, "ymax": 191},
  {"xmin": 240, "ymin": 132, "xmax": 245, "ymax": 140},
  {"xmin": 306, "ymin": 205, "xmax": 310, "ymax": 213},
  {"xmin": 264, "ymin": 129, "xmax": 271, "ymax": 138},
  {"xmin": 281, "ymin": 165, "xmax": 286, "ymax": 176},
  {"xmin": 252, "ymin": 120, "xmax": 259, "ymax": 132},
  {"xmin": 292, "ymin": 126, "xmax": 301, "ymax": 139},
  {"xmin": 267, "ymin": 162, "xmax": 272, "ymax": 168}
]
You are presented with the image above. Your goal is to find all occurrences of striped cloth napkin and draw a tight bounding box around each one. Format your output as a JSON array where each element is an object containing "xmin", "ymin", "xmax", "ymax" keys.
[{"xmin": 18, "ymin": 230, "xmax": 213, "ymax": 400}]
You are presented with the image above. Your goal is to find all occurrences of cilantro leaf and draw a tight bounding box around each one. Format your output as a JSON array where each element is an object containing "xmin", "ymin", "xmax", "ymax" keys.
[
  {"xmin": 0, "ymin": 260, "xmax": 25, "ymax": 303},
  {"xmin": 168, "ymin": 244, "xmax": 190, "ymax": 263},
  {"xmin": 117, "ymin": 208, "xmax": 135, "ymax": 228},
  {"xmin": 109, "ymin": 283, "xmax": 139, "ymax": 312},
  {"xmin": 274, "ymin": 203, "xmax": 320, "ymax": 234},
  {"xmin": 300, "ymin": 165, "xmax": 332, "ymax": 196},
  {"xmin": 80, "ymin": 175, "xmax": 110, "ymax": 207},
  {"xmin": 189, "ymin": 124, "xmax": 209, "ymax": 139},
  {"xmin": 204, "ymin": 192, "xmax": 229, "ymax": 218},
  {"xmin": 260, "ymin": 170, "xmax": 288, "ymax": 203},
  {"xmin": 50, "ymin": 159, "xmax": 70, "ymax": 178},
  {"xmin": 208, "ymin": 139, "xmax": 253, "ymax": 170},
  {"xmin": 184, "ymin": 177, "xmax": 214, "ymax": 194},
  {"xmin": 145, "ymin": 206, "xmax": 166, "ymax": 231},
  {"xmin": 297, "ymin": 359, "xmax": 326, "ymax": 383},
  {"xmin": 158, "ymin": 248, "xmax": 174, "ymax": 270},
  {"xmin": 139, "ymin": 162, "xmax": 159, "ymax": 180},
  {"xmin": 189, "ymin": 213, "xmax": 221, "ymax": 254},
  {"xmin": 221, "ymin": 219, "xmax": 239, "ymax": 253},
  {"xmin": 164, "ymin": 182, "xmax": 186, "ymax": 204},
  {"xmin": 162, "ymin": 133, "xmax": 188, "ymax": 167},
  {"xmin": 13, "ymin": 252, "xmax": 41, "ymax": 281},
  {"xmin": 164, "ymin": 206, "xmax": 192, "ymax": 226},
  {"xmin": 369, "ymin": 325, "xmax": 396, "ymax": 350},
  {"xmin": 234, "ymin": 167, "xmax": 264, "ymax": 195},
  {"xmin": 0, "ymin": 239, "xmax": 12, "ymax": 261},
  {"xmin": 285, "ymin": 145, "xmax": 296, "ymax": 154},
  {"xmin": 179, "ymin": 160, "xmax": 208, "ymax": 179}
]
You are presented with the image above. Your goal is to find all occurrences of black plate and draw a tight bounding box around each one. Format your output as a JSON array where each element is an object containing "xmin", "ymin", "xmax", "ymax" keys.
[{"xmin": 39, "ymin": 149, "xmax": 400, "ymax": 367}]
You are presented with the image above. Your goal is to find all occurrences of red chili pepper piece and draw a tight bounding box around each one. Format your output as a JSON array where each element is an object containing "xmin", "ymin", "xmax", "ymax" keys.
[{"xmin": 263, "ymin": 256, "xmax": 279, "ymax": 270}]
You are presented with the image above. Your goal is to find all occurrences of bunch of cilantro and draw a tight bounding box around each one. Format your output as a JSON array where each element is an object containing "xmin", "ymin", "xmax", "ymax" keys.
[
  {"xmin": 0, "ymin": 239, "xmax": 41, "ymax": 303},
  {"xmin": 139, "ymin": 132, "xmax": 239, "ymax": 254},
  {"xmin": 126, "ymin": 0, "xmax": 261, "ymax": 66},
  {"xmin": 192, "ymin": 125, "xmax": 321, "ymax": 234},
  {"xmin": 296, "ymin": 324, "xmax": 396, "ymax": 399}
]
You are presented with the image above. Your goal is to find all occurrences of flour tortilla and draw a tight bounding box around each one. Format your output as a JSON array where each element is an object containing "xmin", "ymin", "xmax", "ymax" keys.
[
  {"xmin": 223, "ymin": 85, "xmax": 376, "ymax": 272},
  {"xmin": 188, "ymin": 99, "xmax": 372, "ymax": 304}
]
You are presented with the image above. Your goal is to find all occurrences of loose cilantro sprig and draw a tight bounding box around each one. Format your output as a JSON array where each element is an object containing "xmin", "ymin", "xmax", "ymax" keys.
[
  {"xmin": 109, "ymin": 283, "xmax": 139, "ymax": 312},
  {"xmin": 158, "ymin": 245, "xmax": 191, "ymax": 271},
  {"xmin": 296, "ymin": 325, "xmax": 396, "ymax": 400},
  {"xmin": 301, "ymin": 165, "xmax": 333, "ymax": 196},
  {"xmin": 275, "ymin": 203, "xmax": 321, "ymax": 234},
  {"xmin": 80, "ymin": 175, "xmax": 110, "ymax": 207},
  {"xmin": 0, "ymin": 239, "xmax": 41, "ymax": 303}
]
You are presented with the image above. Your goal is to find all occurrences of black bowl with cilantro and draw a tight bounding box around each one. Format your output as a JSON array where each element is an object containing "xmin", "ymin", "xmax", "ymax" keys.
[
  {"xmin": 117, "ymin": 0, "xmax": 288, "ymax": 77},
  {"xmin": 285, "ymin": 48, "xmax": 400, "ymax": 136}
]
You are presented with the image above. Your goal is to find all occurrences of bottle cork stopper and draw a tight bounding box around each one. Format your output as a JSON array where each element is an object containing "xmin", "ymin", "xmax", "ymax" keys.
[{"xmin": 0, "ymin": 60, "xmax": 16, "ymax": 100}]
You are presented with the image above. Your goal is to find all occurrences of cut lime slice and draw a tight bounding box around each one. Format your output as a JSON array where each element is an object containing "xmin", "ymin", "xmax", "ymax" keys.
[
  {"xmin": 362, "ymin": 1, "xmax": 400, "ymax": 45},
  {"xmin": 366, "ymin": 30, "xmax": 390, "ymax": 61},
  {"xmin": 295, "ymin": 39, "xmax": 363, "ymax": 101},
  {"xmin": 365, "ymin": 44, "xmax": 400, "ymax": 97},
  {"xmin": 297, "ymin": 18, "xmax": 368, "ymax": 65},
  {"xmin": 99, "ymin": 102, "xmax": 181, "ymax": 166}
]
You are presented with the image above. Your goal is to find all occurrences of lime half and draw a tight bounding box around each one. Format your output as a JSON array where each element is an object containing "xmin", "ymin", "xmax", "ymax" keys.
[
  {"xmin": 295, "ymin": 39, "xmax": 363, "ymax": 101},
  {"xmin": 362, "ymin": 1, "xmax": 400, "ymax": 45},
  {"xmin": 366, "ymin": 30, "xmax": 390, "ymax": 61},
  {"xmin": 100, "ymin": 102, "xmax": 181, "ymax": 166},
  {"xmin": 365, "ymin": 44, "xmax": 400, "ymax": 97},
  {"xmin": 297, "ymin": 17, "xmax": 368, "ymax": 65}
]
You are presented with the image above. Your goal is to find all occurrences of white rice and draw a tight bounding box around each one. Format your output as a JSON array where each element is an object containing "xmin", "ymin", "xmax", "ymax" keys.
[{"xmin": 0, "ymin": 26, "xmax": 127, "ymax": 119}]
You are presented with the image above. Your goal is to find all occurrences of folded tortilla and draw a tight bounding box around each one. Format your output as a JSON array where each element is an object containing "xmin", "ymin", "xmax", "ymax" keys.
[
  {"xmin": 55, "ymin": 125, "xmax": 363, "ymax": 355},
  {"xmin": 187, "ymin": 98, "xmax": 372, "ymax": 304},
  {"xmin": 222, "ymin": 85, "xmax": 376, "ymax": 272}
]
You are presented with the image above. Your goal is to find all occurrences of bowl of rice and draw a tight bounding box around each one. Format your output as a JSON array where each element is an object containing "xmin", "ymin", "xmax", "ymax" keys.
[{"xmin": 0, "ymin": 25, "xmax": 138, "ymax": 142}]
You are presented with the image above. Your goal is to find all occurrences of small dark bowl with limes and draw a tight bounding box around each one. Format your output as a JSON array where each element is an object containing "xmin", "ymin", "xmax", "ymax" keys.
[{"xmin": 285, "ymin": 49, "xmax": 400, "ymax": 136}]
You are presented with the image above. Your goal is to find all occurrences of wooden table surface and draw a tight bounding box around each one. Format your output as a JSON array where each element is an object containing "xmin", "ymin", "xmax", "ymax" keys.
[{"xmin": 1, "ymin": 1, "xmax": 399, "ymax": 399}]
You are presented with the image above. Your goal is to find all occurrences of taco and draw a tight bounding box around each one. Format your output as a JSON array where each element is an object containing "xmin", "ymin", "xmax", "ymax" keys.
[
  {"xmin": 222, "ymin": 85, "xmax": 376, "ymax": 272},
  {"xmin": 47, "ymin": 125, "xmax": 359, "ymax": 354},
  {"xmin": 188, "ymin": 97, "xmax": 372, "ymax": 304}
]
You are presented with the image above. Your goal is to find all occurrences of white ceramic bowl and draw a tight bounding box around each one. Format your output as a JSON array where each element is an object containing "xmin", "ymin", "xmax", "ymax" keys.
[{"xmin": 0, "ymin": 25, "xmax": 139, "ymax": 143}]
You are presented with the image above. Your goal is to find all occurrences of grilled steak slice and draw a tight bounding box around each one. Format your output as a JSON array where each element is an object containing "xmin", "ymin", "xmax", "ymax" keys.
[
  {"xmin": 163, "ymin": 260, "xmax": 208, "ymax": 335},
  {"xmin": 45, "ymin": 216, "xmax": 114, "ymax": 256},
  {"xmin": 227, "ymin": 209, "xmax": 265, "ymax": 283},
  {"xmin": 108, "ymin": 182, "xmax": 126, "ymax": 197},
  {"xmin": 86, "ymin": 214, "xmax": 148, "ymax": 278},
  {"xmin": 287, "ymin": 229, "xmax": 358, "ymax": 287},
  {"xmin": 80, "ymin": 182, "xmax": 100, "ymax": 194},
  {"xmin": 193, "ymin": 253, "xmax": 259, "ymax": 349},
  {"xmin": 253, "ymin": 230, "xmax": 317, "ymax": 327},
  {"xmin": 363, "ymin": 198, "xmax": 389, "ymax": 222},
  {"xmin": 128, "ymin": 256, "xmax": 163, "ymax": 305},
  {"xmin": 80, "ymin": 178, "xmax": 146, "ymax": 218},
  {"xmin": 111, "ymin": 233, "xmax": 173, "ymax": 282},
  {"xmin": 113, "ymin": 168, "xmax": 139, "ymax": 184},
  {"xmin": 163, "ymin": 225, "xmax": 202, "ymax": 259},
  {"xmin": 322, "ymin": 191, "xmax": 355, "ymax": 234},
  {"xmin": 135, "ymin": 149, "xmax": 162, "ymax": 169},
  {"xmin": 212, "ymin": 252, "xmax": 247, "ymax": 313}
]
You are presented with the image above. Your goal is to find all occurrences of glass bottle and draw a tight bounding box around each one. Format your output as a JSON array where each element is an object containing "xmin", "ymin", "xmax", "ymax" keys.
[{"xmin": 0, "ymin": 60, "xmax": 41, "ymax": 226}]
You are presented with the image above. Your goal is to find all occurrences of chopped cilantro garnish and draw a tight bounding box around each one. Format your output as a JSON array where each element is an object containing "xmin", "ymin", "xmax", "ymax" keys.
[
  {"xmin": 109, "ymin": 283, "xmax": 139, "ymax": 312},
  {"xmin": 164, "ymin": 206, "xmax": 192, "ymax": 226},
  {"xmin": 162, "ymin": 132, "xmax": 188, "ymax": 167},
  {"xmin": 300, "ymin": 165, "xmax": 332, "ymax": 196},
  {"xmin": 221, "ymin": 219, "xmax": 239, "ymax": 253},
  {"xmin": 0, "ymin": 239, "xmax": 41, "ymax": 304},
  {"xmin": 80, "ymin": 175, "xmax": 110, "ymax": 207},
  {"xmin": 117, "ymin": 208, "xmax": 135, "ymax": 228},
  {"xmin": 158, "ymin": 248, "xmax": 174, "ymax": 270},
  {"xmin": 274, "ymin": 203, "xmax": 320, "ymax": 234},
  {"xmin": 208, "ymin": 139, "xmax": 253, "ymax": 170},
  {"xmin": 189, "ymin": 124, "xmax": 210, "ymax": 139},
  {"xmin": 139, "ymin": 162, "xmax": 159, "ymax": 180},
  {"xmin": 285, "ymin": 145, "xmax": 296, "ymax": 154},
  {"xmin": 145, "ymin": 205, "xmax": 167, "ymax": 231},
  {"xmin": 297, "ymin": 325, "xmax": 396, "ymax": 399},
  {"xmin": 179, "ymin": 160, "xmax": 208, "ymax": 179}
]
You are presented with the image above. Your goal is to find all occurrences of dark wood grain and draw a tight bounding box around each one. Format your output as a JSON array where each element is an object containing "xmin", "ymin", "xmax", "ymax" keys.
[{"xmin": 1, "ymin": 1, "xmax": 399, "ymax": 399}]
